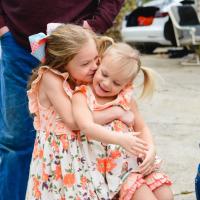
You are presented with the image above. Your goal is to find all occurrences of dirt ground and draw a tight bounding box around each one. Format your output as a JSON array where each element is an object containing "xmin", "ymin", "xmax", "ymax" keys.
[{"xmin": 136, "ymin": 53, "xmax": 200, "ymax": 200}]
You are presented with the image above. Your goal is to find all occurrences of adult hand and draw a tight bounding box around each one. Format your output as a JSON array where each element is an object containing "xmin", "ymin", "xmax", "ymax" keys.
[
  {"xmin": 138, "ymin": 145, "xmax": 156, "ymax": 176},
  {"xmin": 0, "ymin": 26, "xmax": 9, "ymax": 37},
  {"xmin": 119, "ymin": 132, "xmax": 148, "ymax": 157},
  {"xmin": 83, "ymin": 20, "xmax": 93, "ymax": 31}
]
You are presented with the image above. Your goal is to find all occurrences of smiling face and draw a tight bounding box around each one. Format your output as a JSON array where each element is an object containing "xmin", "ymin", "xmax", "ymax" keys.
[
  {"xmin": 66, "ymin": 38, "xmax": 99, "ymax": 85},
  {"xmin": 92, "ymin": 54, "xmax": 133, "ymax": 98}
]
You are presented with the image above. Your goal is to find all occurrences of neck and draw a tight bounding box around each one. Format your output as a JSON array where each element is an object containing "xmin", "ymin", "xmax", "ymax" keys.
[{"xmin": 68, "ymin": 77, "xmax": 76, "ymax": 90}]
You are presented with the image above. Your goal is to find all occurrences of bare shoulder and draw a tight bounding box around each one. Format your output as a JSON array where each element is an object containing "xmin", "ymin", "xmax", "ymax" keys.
[
  {"xmin": 41, "ymin": 70, "xmax": 64, "ymax": 91},
  {"xmin": 38, "ymin": 69, "xmax": 66, "ymax": 107}
]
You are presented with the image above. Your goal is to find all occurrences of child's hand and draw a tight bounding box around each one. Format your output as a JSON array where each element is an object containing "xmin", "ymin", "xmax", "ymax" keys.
[
  {"xmin": 138, "ymin": 145, "xmax": 156, "ymax": 176},
  {"xmin": 119, "ymin": 132, "xmax": 148, "ymax": 157},
  {"xmin": 119, "ymin": 110, "xmax": 134, "ymax": 127}
]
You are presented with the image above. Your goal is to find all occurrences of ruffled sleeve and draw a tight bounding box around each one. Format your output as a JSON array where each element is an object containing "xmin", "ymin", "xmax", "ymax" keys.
[
  {"xmin": 27, "ymin": 66, "xmax": 48, "ymax": 130},
  {"xmin": 27, "ymin": 66, "xmax": 71, "ymax": 131},
  {"xmin": 116, "ymin": 84, "xmax": 134, "ymax": 110}
]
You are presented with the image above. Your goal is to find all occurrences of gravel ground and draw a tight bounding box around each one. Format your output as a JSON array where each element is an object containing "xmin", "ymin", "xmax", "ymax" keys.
[{"xmin": 135, "ymin": 54, "xmax": 200, "ymax": 200}]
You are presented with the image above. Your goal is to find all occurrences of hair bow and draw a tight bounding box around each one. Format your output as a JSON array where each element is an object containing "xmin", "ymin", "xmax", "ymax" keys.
[
  {"xmin": 29, "ymin": 33, "xmax": 47, "ymax": 63},
  {"xmin": 29, "ymin": 23, "xmax": 64, "ymax": 62}
]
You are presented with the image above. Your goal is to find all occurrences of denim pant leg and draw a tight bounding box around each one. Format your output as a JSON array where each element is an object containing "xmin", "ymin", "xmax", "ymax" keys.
[
  {"xmin": 0, "ymin": 32, "xmax": 39, "ymax": 200},
  {"xmin": 196, "ymin": 164, "xmax": 200, "ymax": 200}
]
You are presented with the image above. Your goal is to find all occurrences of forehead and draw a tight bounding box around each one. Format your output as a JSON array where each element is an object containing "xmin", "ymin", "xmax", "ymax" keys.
[
  {"xmin": 76, "ymin": 39, "xmax": 98, "ymax": 60},
  {"xmin": 101, "ymin": 55, "xmax": 130, "ymax": 82}
]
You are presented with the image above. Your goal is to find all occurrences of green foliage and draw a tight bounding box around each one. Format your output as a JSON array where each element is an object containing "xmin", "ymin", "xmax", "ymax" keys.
[{"xmin": 105, "ymin": 0, "xmax": 136, "ymax": 41}]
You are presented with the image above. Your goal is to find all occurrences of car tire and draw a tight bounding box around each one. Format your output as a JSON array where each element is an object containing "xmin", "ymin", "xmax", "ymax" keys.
[{"xmin": 135, "ymin": 44, "xmax": 158, "ymax": 54}]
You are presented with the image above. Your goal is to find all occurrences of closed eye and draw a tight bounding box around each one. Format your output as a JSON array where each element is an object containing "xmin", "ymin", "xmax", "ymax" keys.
[
  {"xmin": 113, "ymin": 81, "xmax": 121, "ymax": 86},
  {"xmin": 82, "ymin": 61, "xmax": 90, "ymax": 66},
  {"xmin": 101, "ymin": 70, "xmax": 108, "ymax": 77}
]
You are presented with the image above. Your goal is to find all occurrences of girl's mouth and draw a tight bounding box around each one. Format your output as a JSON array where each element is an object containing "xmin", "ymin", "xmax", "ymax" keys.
[{"xmin": 98, "ymin": 83, "xmax": 109, "ymax": 93}]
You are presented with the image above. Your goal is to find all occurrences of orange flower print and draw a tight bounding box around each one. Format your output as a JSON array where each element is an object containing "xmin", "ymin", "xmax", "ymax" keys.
[
  {"xmin": 110, "ymin": 150, "xmax": 121, "ymax": 159},
  {"xmin": 45, "ymin": 131, "xmax": 50, "ymax": 140},
  {"xmin": 42, "ymin": 172, "xmax": 49, "ymax": 182},
  {"xmin": 105, "ymin": 158, "xmax": 116, "ymax": 172},
  {"xmin": 33, "ymin": 177, "xmax": 41, "ymax": 198},
  {"xmin": 97, "ymin": 158, "xmax": 106, "ymax": 173},
  {"xmin": 33, "ymin": 177, "xmax": 40, "ymax": 188},
  {"xmin": 52, "ymin": 139, "xmax": 59, "ymax": 152},
  {"xmin": 113, "ymin": 121, "xmax": 127, "ymax": 132},
  {"xmin": 39, "ymin": 149, "xmax": 44, "ymax": 159},
  {"xmin": 55, "ymin": 164, "xmax": 62, "ymax": 180},
  {"xmin": 63, "ymin": 173, "xmax": 76, "ymax": 187},
  {"xmin": 34, "ymin": 189, "xmax": 41, "ymax": 199},
  {"xmin": 79, "ymin": 86, "xmax": 87, "ymax": 95},
  {"xmin": 81, "ymin": 176, "xmax": 87, "ymax": 189},
  {"xmin": 60, "ymin": 135, "xmax": 69, "ymax": 150}
]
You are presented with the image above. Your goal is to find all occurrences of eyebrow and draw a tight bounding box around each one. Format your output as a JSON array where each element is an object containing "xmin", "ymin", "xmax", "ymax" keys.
[{"xmin": 81, "ymin": 55, "xmax": 99, "ymax": 63}]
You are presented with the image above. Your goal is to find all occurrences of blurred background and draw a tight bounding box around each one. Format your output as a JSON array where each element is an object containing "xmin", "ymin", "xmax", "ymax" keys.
[{"xmin": 106, "ymin": 0, "xmax": 199, "ymax": 58}]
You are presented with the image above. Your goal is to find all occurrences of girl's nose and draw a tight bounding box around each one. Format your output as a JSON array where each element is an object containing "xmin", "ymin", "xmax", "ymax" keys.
[
  {"xmin": 102, "ymin": 79, "xmax": 111, "ymax": 90},
  {"xmin": 91, "ymin": 61, "xmax": 98, "ymax": 70}
]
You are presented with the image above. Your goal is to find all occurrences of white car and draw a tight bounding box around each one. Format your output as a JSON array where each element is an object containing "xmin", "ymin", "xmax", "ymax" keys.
[{"xmin": 121, "ymin": 0, "xmax": 194, "ymax": 53}]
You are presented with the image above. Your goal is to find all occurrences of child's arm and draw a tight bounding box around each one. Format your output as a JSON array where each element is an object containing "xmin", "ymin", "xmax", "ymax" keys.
[
  {"xmin": 72, "ymin": 92, "xmax": 149, "ymax": 156},
  {"xmin": 41, "ymin": 71, "xmax": 78, "ymax": 130},
  {"xmin": 93, "ymin": 106, "xmax": 134, "ymax": 125},
  {"xmin": 130, "ymin": 99, "xmax": 156, "ymax": 175}
]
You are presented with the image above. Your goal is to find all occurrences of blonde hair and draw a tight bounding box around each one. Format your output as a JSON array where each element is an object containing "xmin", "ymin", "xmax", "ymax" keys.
[
  {"xmin": 102, "ymin": 43, "xmax": 155, "ymax": 98},
  {"xmin": 28, "ymin": 24, "xmax": 113, "ymax": 88}
]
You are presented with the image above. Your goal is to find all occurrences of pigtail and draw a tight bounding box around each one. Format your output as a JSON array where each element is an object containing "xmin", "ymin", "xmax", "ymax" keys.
[
  {"xmin": 140, "ymin": 66, "xmax": 156, "ymax": 99},
  {"xmin": 96, "ymin": 36, "xmax": 114, "ymax": 57}
]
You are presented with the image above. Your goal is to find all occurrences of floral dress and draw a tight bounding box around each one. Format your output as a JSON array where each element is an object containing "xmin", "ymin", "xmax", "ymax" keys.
[
  {"xmin": 75, "ymin": 85, "xmax": 172, "ymax": 200},
  {"xmin": 26, "ymin": 66, "xmax": 109, "ymax": 200}
]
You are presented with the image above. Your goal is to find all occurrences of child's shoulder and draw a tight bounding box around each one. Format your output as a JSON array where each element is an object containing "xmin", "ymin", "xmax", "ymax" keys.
[
  {"xmin": 40, "ymin": 66, "xmax": 68, "ymax": 83},
  {"xmin": 38, "ymin": 66, "xmax": 67, "ymax": 90}
]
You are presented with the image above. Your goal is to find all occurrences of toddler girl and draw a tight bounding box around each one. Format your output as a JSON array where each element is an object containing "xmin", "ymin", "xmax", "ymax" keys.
[{"xmin": 72, "ymin": 43, "xmax": 173, "ymax": 200}]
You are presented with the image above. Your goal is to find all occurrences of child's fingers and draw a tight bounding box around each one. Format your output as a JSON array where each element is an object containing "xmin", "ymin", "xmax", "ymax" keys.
[
  {"xmin": 135, "ymin": 138, "xmax": 149, "ymax": 148},
  {"xmin": 139, "ymin": 163, "xmax": 151, "ymax": 174},
  {"xmin": 141, "ymin": 166, "xmax": 154, "ymax": 176},
  {"xmin": 132, "ymin": 132, "xmax": 141, "ymax": 136},
  {"xmin": 131, "ymin": 147, "xmax": 146, "ymax": 156},
  {"xmin": 133, "ymin": 143, "xmax": 148, "ymax": 151}
]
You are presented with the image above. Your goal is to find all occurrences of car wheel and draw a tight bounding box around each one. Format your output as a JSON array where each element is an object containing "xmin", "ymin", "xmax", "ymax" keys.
[{"xmin": 135, "ymin": 44, "xmax": 158, "ymax": 54}]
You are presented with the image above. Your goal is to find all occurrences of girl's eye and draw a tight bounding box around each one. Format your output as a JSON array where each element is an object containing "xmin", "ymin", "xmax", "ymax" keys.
[
  {"xmin": 82, "ymin": 62, "xmax": 89, "ymax": 66},
  {"xmin": 101, "ymin": 71, "xmax": 108, "ymax": 77},
  {"xmin": 113, "ymin": 81, "xmax": 121, "ymax": 86}
]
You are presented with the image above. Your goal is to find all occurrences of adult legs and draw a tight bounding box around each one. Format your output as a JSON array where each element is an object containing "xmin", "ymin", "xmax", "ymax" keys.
[
  {"xmin": 0, "ymin": 32, "xmax": 39, "ymax": 200},
  {"xmin": 195, "ymin": 164, "xmax": 200, "ymax": 200}
]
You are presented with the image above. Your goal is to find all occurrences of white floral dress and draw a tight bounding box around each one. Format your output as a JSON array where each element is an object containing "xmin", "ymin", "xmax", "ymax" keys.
[
  {"xmin": 75, "ymin": 85, "xmax": 172, "ymax": 200},
  {"xmin": 26, "ymin": 66, "xmax": 109, "ymax": 200}
]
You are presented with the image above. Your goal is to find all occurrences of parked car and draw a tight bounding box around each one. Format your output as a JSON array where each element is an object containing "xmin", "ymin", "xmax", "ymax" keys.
[{"xmin": 121, "ymin": 0, "xmax": 195, "ymax": 53}]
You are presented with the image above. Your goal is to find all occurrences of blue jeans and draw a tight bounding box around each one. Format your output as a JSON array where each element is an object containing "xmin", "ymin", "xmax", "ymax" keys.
[
  {"xmin": 0, "ymin": 32, "xmax": 39, "ymax": 200},
  {"xmin": 196, "ymin": 164, "xmax": 200, "ymax": 200}
]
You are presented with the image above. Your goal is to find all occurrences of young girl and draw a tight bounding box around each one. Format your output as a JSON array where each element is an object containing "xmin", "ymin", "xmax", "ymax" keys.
[
  {"xmin": 26, "ymin": 24, "xmax": 148, "ymax": 200},
  {"xmin": 72, "ymin": 43, "xmax": 173, "ymax": 200}
]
